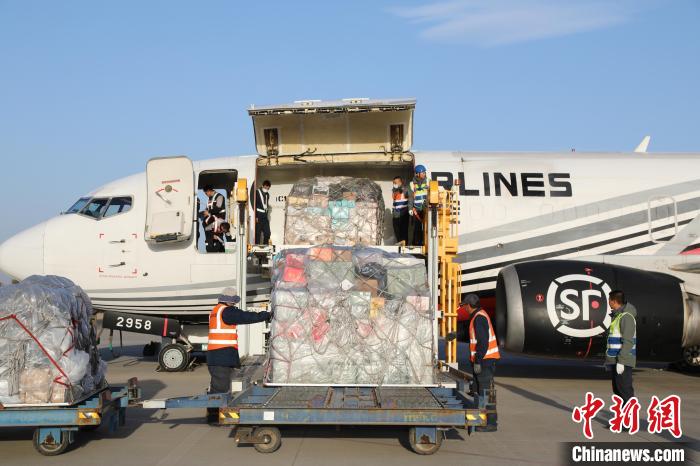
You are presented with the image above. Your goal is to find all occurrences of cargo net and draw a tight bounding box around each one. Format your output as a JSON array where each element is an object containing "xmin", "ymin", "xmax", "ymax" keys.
[
  {"xmin": 284, "ymin": 176, "xmax": 385, "ymax": 246},
  {"xmin": 266, "ymin": 246, "xmax": 435, "ymax": 385},
  {"xmin": 0, "ymin": 276, "xmax": 106, "ymax": 405}
]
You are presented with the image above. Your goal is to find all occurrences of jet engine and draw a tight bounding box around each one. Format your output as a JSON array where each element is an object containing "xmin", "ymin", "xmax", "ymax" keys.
[{"xmin": 496, "ymin": 260, "xmax": 700, "ymax": 364}]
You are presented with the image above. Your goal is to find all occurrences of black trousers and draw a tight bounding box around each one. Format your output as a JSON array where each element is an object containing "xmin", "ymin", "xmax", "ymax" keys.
[
  {"xmin": 611, "ymin": 366, "xmax": 634, "ymax": 402},
  {"xmin": 208, "ymin": 365, "xmax": 233, "ymax": 394},
  {"xmin": 409, "ymin": 212, "xmax": 424, "ymax": 246},
  {"xmin": 207, "ymin": 365, "xmax": 240, "ymax": 417},
  {"xmin": 392, "ymin": 212, "xmax": 409, "ymax": 243},
  {"xmin": 204, "ymin": 230, "xmax": 217, "ymax": 252},
  {"xmin": 474, "ymin": 363, "xmax": 497, "ymax": 427},
  {"xmin": 255, "ymin": 214, "xmax": 271, "ymax": 245}
]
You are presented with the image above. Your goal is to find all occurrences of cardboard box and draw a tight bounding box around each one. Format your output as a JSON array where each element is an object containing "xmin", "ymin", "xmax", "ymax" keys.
[
  {"xmin": 334, "ymin": 249, "xmax": 353, "ymax": 262},
  {"xmin": 310, "ymin": 194, "xmax": 329, "ymax": 208},
  {"xmin": 20, "ymin": 368, "xmax": 52, "ymax": 404},
  {"xmin": 308, "ymin": 247, "xmax": 334, "ymax": 261},
  {"xmin": 370, "ymin": 297, "xmax": 385, "ymax": 318},
  {"xmin": 355, "ymin": 278, "xmax": 380, "ymax": 297},
  {"xmin": 50, "ymin": 387, "xmax": 67, "ymax": 403},
  {"xmin": 287, "ymin": 196, "xmax": 309, "ymax": 207}
]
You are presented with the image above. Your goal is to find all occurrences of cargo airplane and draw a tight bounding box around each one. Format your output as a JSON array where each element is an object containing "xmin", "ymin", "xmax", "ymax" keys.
[{"xmin": 0, "ymin": 98, "xmax": 698, "ymax": 370}]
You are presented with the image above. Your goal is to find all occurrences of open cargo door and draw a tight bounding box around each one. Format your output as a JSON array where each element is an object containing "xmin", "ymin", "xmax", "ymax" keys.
[
  {"xmin": 248, "ymin": 98, "xmax": 415, "ymax": 157},
  {"xmin": 145, "ymin": 156, "xmax": 195, "ymax": 243}
]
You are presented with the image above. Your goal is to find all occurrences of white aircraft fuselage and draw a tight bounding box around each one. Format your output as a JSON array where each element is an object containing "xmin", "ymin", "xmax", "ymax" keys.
[{"xmin": 1, "ymin": 151, "xmax": 699, "ymax": 315}]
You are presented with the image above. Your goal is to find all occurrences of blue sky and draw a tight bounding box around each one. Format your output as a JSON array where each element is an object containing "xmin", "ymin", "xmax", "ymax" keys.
[{"xmin": 1, "ymin": 0, "xmax": 699, "ymax": 249}]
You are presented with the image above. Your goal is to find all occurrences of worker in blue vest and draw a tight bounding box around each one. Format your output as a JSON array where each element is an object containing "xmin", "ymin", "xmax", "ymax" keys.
[
  {"xmin": 391, "ymin": 176, "xmax": 409, "ymax": 245},
  {"xmin": 605, "ymin": 290, "xmax": 637, "ymax": 402},
  {"xmin": 406, "ymin": 165, "xmax": 428, "ymax": 246}
]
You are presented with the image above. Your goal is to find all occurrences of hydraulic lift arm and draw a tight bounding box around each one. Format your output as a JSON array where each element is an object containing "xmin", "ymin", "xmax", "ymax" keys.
[
  {"xmin": 426, "ymin": 180, "xmax": 461, "ymax": 366},
  {"xmin": 235, "ymin": 178, "xmax": 249, "ymax": 310}
]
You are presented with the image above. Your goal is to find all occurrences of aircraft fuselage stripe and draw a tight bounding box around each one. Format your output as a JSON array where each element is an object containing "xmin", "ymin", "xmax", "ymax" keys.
[
  {"xmin": 458, "ymin": 199, "xmax": 699, "ymax": 262},
  {"xmin": 459, "ymin": 232, "xmax": 677, "ymax": 288},
  {"xmin": 459, "ymin": 218, "xmax": 692, "ymax": 275}
]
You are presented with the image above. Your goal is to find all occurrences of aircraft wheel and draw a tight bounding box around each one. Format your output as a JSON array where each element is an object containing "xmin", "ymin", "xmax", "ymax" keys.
[
  {"xmin": 158, "ymin": 343, "xmax": 189, "ymax": 372},
  {"xmin": 683, "ymin": 345, "xmax": 700, "ymax": 367}
]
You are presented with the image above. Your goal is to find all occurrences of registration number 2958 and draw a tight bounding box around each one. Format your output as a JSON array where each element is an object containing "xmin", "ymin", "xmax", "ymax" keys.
[
  {"xmin": 115, "ymin": 316, "xmax": 152, "ymax": 331},
  {"xmin": 102, "ymin": 310, "xmax": 180, "ymax": 338}
]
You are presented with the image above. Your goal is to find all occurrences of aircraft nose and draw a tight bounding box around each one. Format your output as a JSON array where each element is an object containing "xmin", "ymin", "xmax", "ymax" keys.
[{"xmin": 0, "ymin": 223, "xmax": 46, "ymax": 281}]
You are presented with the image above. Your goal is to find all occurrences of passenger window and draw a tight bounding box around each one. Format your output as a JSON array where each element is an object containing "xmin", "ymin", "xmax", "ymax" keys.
[
  {"xmin": 66, "ymin": 197, "xmax": 90, "ymax": 213},
  {"xmin": 82, "ymin": 198, "xmax": 109, "ymax": 219},
  {"xmin": 103, "ymin": 197, "xmax": 132, "ymax": 218}
]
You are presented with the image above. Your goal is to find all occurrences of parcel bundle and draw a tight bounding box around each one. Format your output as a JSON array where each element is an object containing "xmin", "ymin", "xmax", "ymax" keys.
[
  {"xmin": 284, "ymin": 177, "xmax": 384, "ymax": 246},
  {"xmin": 0, "ymin": 276, "xmax": 106, "ymax": 405},
  {"xmin": 267, "ymin": 246, "xmax": 434, "ymax": 385}
]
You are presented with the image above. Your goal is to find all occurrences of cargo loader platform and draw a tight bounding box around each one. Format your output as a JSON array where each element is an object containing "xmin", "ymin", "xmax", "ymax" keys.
[{"xmin": 141, "ymin": 371, "xmax": 487, "ymax": 455}]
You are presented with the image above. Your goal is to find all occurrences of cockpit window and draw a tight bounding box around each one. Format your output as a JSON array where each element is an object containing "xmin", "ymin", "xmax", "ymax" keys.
[
  {"xmin": 103, "ymin": 197, "xmax": 132, "ymax": 218},
  {"xmin": 82, "ymin": 198, "xmax": 110, "ymax": 219},
  {"xmin": 66, "ymin": 197, "xmax": 90, "ymax": 213}
]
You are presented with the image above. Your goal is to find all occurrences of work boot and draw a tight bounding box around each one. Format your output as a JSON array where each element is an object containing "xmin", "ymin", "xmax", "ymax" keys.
[{"xmin": 206, "ymin": 408, "xmax": 219, "ymax": 424}]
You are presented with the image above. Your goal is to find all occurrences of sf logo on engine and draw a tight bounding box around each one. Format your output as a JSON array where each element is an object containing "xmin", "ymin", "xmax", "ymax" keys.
[{"xmin": 545, "ymin": 274, "xmax": 612, "ymax": 338}]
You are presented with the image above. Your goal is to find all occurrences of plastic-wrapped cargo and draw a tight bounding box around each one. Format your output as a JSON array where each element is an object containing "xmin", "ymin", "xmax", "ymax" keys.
[
  {"xmin": 0, "ymin": 276, "xmax": 106, "ymax": 405},
  {"xmin": 284, "ymin": 177, "xmax": 384, "ymax": 246},
  {"xmin": 267, "ymin": 246, "xmax": 435, "ymax": 385}
]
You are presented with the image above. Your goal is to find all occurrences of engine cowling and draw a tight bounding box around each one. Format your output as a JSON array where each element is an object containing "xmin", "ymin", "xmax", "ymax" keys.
[{"xmin": 496, "ymin": 260, "xmax": 688, "ymax": 362}]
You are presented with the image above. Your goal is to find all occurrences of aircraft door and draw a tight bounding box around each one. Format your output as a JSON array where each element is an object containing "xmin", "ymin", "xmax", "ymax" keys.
[
  {"xmin": 145, "ymin": 156, "xmax": 195, "ymax": 243},
  {"xmin": 100, "ymin": 231, "xmax": 139, "ymax": 278},
  {"xmin": 648, "ymin": 196, "xmax": 678, "ymax": 243}
]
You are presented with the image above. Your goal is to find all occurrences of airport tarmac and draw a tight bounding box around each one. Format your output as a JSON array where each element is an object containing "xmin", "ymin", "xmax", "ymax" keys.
[{"xmin": 1, "ymin": 332, "xmax": 698, "ymax": 466}]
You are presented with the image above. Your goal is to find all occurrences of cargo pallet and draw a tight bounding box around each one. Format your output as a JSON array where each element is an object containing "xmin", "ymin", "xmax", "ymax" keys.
[
  {"xmin": 0, "ymin": 379, "xmax": 140, "ymax": 456},
  {"xmin": 143, "ymin": 372, "xmax": 487, "ymax": 455}
]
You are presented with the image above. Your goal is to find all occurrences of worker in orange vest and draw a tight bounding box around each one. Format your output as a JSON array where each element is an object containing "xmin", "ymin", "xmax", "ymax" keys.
[
  {"xmin": 207, "ymin": 287, "xmax": 271, "ymax": 421},
  {"xmin": 464, "ymin": 293, "xmax": 500, "ymax": 432}
]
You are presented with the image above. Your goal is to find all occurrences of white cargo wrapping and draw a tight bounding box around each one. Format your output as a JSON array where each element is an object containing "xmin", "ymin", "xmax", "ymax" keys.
[
  {"xmin": 283, "ymin": 177, "xmax": 384, "ymax": 246},
  {"xmin": 0, "ymin": 276, "xmax": 106, "ymax": 405},
  {"xmin": 267, "ymin": 246, "xmax": 435, "ymax": 385}
]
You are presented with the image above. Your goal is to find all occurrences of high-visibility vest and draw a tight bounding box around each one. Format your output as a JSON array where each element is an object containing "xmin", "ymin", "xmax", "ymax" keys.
[
  {"xmin": 207, "ymin": 193, "xmax": 225, "ymax": 217},
  {"xmin": 213, "ymin": 216, "xmax": 224, "ymax": 233},
  {"xmin": 256, "ymin": 188, "xmax": 269, "ymax": 214},
  {"xmin": 392, "ymin": 188, "xmax": 408, "ymax": 212},
  {"xmin": 606, "ymin": 311, "xmax": 636, "ymax": 357},
  {"xmin": 410, "ymin": 180, "xmax": 428, "ymax": 208},
  {"xmin": 208, "ymin": 303, "xmax": 238, "ymax": 350},
  {"xmin": 469, "ymin": 309, "xmax": 501, "ymax": 362}
]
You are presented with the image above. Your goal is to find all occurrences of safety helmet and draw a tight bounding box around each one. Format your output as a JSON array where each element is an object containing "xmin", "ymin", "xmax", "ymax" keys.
[
  {"xmin": 415, "ymin": 164, "xmax": 427, "ymax": 174},
  {"xmin": 219, "ymin": 287, "xmax": 241, "ymax": 304}
]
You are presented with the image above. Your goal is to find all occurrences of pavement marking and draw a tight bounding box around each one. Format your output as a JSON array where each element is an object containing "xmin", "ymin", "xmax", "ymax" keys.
[{"xmin": 155, "ymin": 424, "xmax": 212, "ymax": 466}]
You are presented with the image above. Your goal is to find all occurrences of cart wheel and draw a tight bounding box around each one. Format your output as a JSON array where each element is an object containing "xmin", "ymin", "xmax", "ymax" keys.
[
  {"xmin": 159, "ymin": 343, "xmax": 189, "ymax": 372},
  {"xmin": 408, "ymin": 427, "xmax": 442, "ymax": 455},
  {"xmin": 253, "ymin": 427, "xmax": 282, "ymax": 453},
  {"xmin": 33, "ymin": 429, "xmax": 70, "ymax": 456}
]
